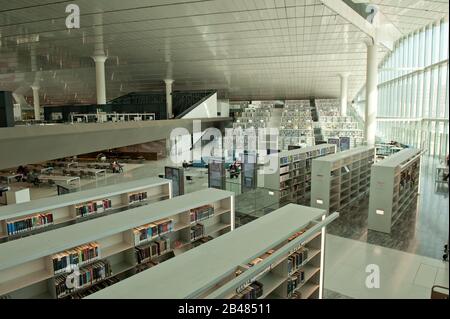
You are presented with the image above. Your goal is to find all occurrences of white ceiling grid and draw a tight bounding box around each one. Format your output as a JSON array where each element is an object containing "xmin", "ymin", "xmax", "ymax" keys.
[{"xmin": 0, "ymin": 0, "xmax": 447, "ymax": 104}]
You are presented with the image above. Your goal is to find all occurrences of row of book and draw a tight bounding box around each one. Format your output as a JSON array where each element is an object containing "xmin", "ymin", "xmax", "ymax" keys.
[
  {"xmin": 128, "ymin": 191, "xmax": 148, "ymax": 204},
  {"xmin": 287, "ymin": 269, "xmax": 306, "ymax": 296},
  {"xmin": 190, "ymin": 205, "xmax": 214, "ymax": 223},
  {"xmin": 55, "ymin": 260, "xmax": 112, "ymax": 298},
  {"xmin": 63, "ymin": 277, "xmax": 120, "ymax": 299},
  {"xmin": 75, "ymin": 199, "xmax": 112, "ymax": 217},
  {"xmin": 6, "ymin": 212, "xmax": 53, "ymax": 235},
  {"xmin": 135, "ymin": 237, "xmax": 171, "ymax": 264},
  {"xmin": 133, "ymin": 218, "xmax": 174, "ymax": 245},
  {"xmin": 288, "ymin": 248, "xmax": 309, "ymax": 275},
  {"xmin": 233, "ymin": 281, "xmax": 264, "ymax": 299},
  {"xmin": 52, "ymin": 242, "xmax": 100, "ymax": 274},
  {"xmin": 190, "ymin": 224, "xmax": 204, "ymax": 241}
]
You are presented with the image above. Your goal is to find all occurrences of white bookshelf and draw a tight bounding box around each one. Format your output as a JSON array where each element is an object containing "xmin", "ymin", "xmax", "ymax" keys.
[
  {"xmin": 368, "ymin": 148, "xmax": 421, "ymax": 233},
  {"xmin": 264, "ymin": 144, "xmax": 336, "ymax": 205},
  {"xmin": 311, "ymin": 146, "xmax": 376, "ymax": 213},
  {"xmin": 315, "ymin": 99, "xmax": 364, "ymax": 148},
  {"xmin": 0, "ymin": 177, "xmax": 172, "ymax": 241},
  {"xmin": 86, "ymin": 204, "xmax": 339, "ymax": 299},
  {"xmin": 0, "ymin": 189, "xmax": 234, "ymax": 299}
]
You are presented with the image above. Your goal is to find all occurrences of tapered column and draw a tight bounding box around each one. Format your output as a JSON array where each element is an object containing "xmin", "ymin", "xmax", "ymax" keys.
[
  {"xmin": 31, "ymin": 85, "xmax": 40, "ymax": 120},
  {"xmin": 165, "ymin": 79, "xmax": 174, "ymax": 119},
  {"xmin": 365, "ymin": 43, "xmax": 378, "ymax": 146},
  {"xmin": 92, "ymin": 55, "xmax": 108, "ymax": 105},
  {"xmin": 339, "ymin": 72, "xmax": 350, "ymax": 116}
]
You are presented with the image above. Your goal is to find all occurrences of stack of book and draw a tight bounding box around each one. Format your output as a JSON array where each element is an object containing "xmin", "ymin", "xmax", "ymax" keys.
[
  {"xmin": 75, "ymin": 199, "xmax": 112, "ymax": 217},
  {"xmin": 52, "ymin": 242, "xmax": 100, "ymax": 275},
  {"xmin": 6, "ymin": 212, "xmax": 53, "ymax": 235},
  {"xmin": 135, "ymin": 237, "xmax": 171, "ymax": 264},
  {"xmin": 190, "ymin": 205, "xmax": 214, "ymax": 223},
  {"xmin": 133, "ymin": 218, "xmax": 173, "ymax": 245},
  {"xmin": 55, "ymin": 260, "xmax": 112, "ymax": 298},
  {"xmin": 190, "ymin": 224, "xmax": 204, "ymax": 241},
  {"xmin": 128, "ymin": 192, "xmax": 148, "ymax": 204}
]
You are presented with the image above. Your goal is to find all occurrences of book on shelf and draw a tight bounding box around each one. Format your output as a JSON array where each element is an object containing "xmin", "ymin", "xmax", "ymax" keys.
[
  {"xmin": 6, "ymin": 212, "xmax": 53, "ymax": 235},
  {"xmin": 52, "ymin": 242, "xmax": 100, "ymax": 275},
  {"xmin": 287, "ymin": 248, "xmax": 309, "ymax": 274},
  {"xmin": 128, "ymin": 191, "xmax": 148, "ymax": 204},
  {"xmin": 55, "ymin": 260, "xmax": 112, "ymax": 298},
  {"xmin": 135, "ymin": 236, "xmax": 171, "ymax": 264},
  {"xmin": 64, "ymin": 277, "xmax": 120, "ymax": 299},
  {"xmin": 190, "ymin": 223, "xmax": 204, "ymax": 241},
  {"xmin": 232, "ymin": 281, "xmax": 264, "ymax": 299},
  {"xmin": 189, "ymin": 205, "xmax": 214, "ymax": 223},
  {"xmin": 133, "ymin": 218, "xmax": 174, "ymax": 245},
  {"xmin": 75, "ymin": 199, "xmax": 112, "ymax": 217}
]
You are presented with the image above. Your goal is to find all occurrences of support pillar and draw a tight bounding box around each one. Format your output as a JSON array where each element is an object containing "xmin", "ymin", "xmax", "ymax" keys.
[
  {"xmin": 92, "ymin": 55, "xmax": 108, "ymax": 105},
  {"xmin": 31, "ymin": 85, "xmax": 40, "ymax": 120},
  {"xmin": 365, "ymin": 43, "xmax": 378, "ymax": 146},
  {"xmin": 165, "ymin": 79, "xmax": 174, "ymax": 119},
  {"xmin": 339, "ymin": 72, "xmax": 350, "ymax": 117}
]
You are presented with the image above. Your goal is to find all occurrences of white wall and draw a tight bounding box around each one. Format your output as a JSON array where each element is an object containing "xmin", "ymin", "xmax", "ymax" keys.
[
  {"xmin": 217, "ymin": 100, "xmax": 230, "ymax": 117},
  {"xmin": 182, "ymin": 93, "xmax": 218, "ymax": 119}
]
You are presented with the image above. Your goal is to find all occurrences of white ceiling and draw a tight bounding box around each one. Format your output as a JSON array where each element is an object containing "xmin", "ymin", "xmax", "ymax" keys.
[{"xmin": 0, "ymin": 0, "xmax": 447, "ymax": 104}]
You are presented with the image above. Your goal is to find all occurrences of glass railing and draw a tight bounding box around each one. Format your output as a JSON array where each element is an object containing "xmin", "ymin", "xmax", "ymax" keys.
[{"xmin": 223, "ymin": 180, "xmax": 283, "ymax": 227}]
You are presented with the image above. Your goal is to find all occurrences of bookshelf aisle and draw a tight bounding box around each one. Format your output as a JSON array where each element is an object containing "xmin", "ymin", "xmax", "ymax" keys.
[
  {"xmin": 87, "ymin": 204, "xmax": 338, "ymax": 299},
  {"xmin": 368, "ymin": 148, "xmax": 421, "ymax": 233},
  {"xmin": 0, "ymin": 177, "xmax": 171, "ymax": 242},
  {"xmin": 0, "ymin": 189, "xmax": 234, "ymax": 299},
  {"xmin": 311, "ymin": 146, "xmax": 376, "ymax": 214},
  {"xmin": 264, "ymin": 144, "xmax": 336, "ymax": 205}
]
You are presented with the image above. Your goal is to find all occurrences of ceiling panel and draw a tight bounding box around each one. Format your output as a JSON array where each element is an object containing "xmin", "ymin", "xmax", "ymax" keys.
[{"xmin": 0, "ymin": 0, "xmax": 447, "ymax": 104}]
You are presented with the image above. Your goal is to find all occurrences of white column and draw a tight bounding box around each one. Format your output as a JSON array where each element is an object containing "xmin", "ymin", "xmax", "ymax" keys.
[
  {"xmin": 365, "ymin": 43, "xmax": 378, "ymax": 146},
  {"xmin": 339, "ymin": 72, "xmax": 350, "ymax": 116},
  {"xmin": 31, "ymin": 85, "xmax": 40, "ymax": 120},
  {"xmin": 92, "ymin": 55, "xmax": 108, "ymax": 105},
  {"xmin": 164, "ymin": 79, "xmax": 174, "ymax": 119}
]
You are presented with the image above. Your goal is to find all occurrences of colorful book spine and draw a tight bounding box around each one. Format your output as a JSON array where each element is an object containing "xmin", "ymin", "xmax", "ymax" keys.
[
  {"xmin": 133, "ymin": 219, "xmax": 173, "ymax": 245},
  {"xmin": 55, "ymin": 260, "xmax": 112, "ymax": 298},
  {"xmin": 52, "ymin": 242, "xmax": 100, "ymax": 275},
  {"xmin": 6, "ymin": 213, "xmax": 54, "ymax": 235}
]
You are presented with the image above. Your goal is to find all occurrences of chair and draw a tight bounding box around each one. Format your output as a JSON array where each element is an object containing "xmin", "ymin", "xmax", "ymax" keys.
[{"xmin": 186, "ymin": 176, "xmax": 194, "ymax": 184}]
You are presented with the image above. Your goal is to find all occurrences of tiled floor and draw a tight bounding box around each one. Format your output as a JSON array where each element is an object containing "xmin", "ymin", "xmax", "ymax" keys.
[
  {"xmin": 324, "ymin": 234, "xmax": 449, "ymax": 299},
  {"xmin": 327, "ymin": 156, "xmax": 449, "ymax": 260}
]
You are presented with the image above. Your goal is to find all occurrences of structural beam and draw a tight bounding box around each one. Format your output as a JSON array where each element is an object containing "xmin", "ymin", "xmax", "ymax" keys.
[
  {"xmin": 365, "ymin": 43, "xmax": 378, "ymax": 146},
  {"xmin": 320, "ymin": 0, "xmax": 376, "ymax": 39},
  {"xmin": 0, "ymin": 118, "xmax": 231, "ymax": 170}
]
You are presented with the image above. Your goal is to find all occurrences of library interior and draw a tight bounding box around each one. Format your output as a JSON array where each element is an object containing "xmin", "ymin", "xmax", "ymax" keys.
[{"xmin": 0, "ymin": 0, "xmax": 448, "ymax": 300}]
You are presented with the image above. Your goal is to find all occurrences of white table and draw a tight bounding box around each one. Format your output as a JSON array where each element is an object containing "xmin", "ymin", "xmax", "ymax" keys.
[
  {"xmin": 0, "ymin": 173, "xmax": 23, "ymax": 184},
  {"xmin": 38, "ymin": 175, "xmax": 81, "ymax": 187}
]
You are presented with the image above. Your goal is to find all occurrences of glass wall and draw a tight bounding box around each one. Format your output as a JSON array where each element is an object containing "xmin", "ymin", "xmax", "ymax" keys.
[{"xmin": 356, "ymin": 18, "xmax": 449, "ymax": 158}]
